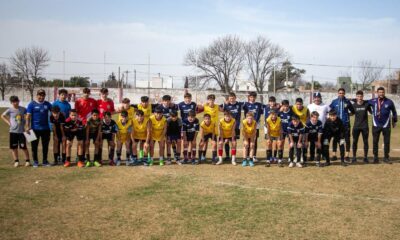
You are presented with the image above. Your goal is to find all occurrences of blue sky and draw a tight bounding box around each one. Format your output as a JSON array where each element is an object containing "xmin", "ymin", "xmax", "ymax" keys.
[{"xmin": 0, "ymin": 0, "xmax": 399, "ymax": 87}]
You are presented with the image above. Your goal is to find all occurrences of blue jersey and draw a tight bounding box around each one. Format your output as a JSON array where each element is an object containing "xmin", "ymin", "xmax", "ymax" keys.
[
  {"xmin": 156, "ymin": 103, "xmax": 178, "ymax": 119},
  {"xmin": 52, "ymin": 100, "xmax": 71, "ymax": 118},
  {"xmin": 221, "ymin": 102, "xmax": 243, "ymax": 129},
  {"xmin": 26, "ymin": 101, "xmax": 52, "ymax": 130},
  {"xmin": 242, "ymin": 102, "xmax": 263, "ymax": 123},
  {"xmin": 329, "ymin": 97, "xmax": 354, "ymax": 125},
  {"xmin": 287, "ymin": 122, "xmax": 305, "ymax": 138},
  {"xmin": 368, "ymin": 98, "xmax": 397, "ymax": 128},
  {"xmin": 178, "ymin": 101, "xmax": 197, "ymax": 121},
  {"xmin": 264, "ymin": 105, "xmax": 280, "ymax": 119},
  {"xmin": 305, "ymin": 120, "xmax": 323, "ymax": 141},
  {"xmin": 278, "ymin": 109, "xmax": 293, "ymax": 133}
]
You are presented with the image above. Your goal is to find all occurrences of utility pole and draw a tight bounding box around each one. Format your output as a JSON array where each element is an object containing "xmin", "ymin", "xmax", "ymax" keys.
[
  {"xmin": 103, "ymin": 52, "xmax": 106, "ymax": 83},
  {"xmin": 273, "ymin": 63, "xmax": 276, "ymax": 95},
  {"xmin": 63, "ymin": 50, "xmax": 65, "ymax": 88},
  {"xmin": 124, "ymin": 70, "xmax": 130, "ymax": 88},
  {"xmin": 388, "ymin": 59, "xmax": 391, "ymax": 92},
  {"xmin": 170, "ymin": 76, "xmax": 174, "ymax": 89},
  {"xmin": 147, "ymin": 54, "xmax": 150, "ymax": 96},
  {"xmin": 134, "ymin": 69, "xmax": 136, "ymax": 89},
  {"xmin": 118, "ymin": 66, "xmax": 121, "ymax": 88}
]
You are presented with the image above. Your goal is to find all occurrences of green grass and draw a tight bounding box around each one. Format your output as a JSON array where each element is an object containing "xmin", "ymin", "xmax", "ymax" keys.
[{"xmin": 1, "ymin": 107, "xmax": 400, "ymax": 239}]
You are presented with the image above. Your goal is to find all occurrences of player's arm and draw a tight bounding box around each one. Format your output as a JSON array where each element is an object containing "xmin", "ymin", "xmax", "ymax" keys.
[
  {"xmin": 230, "ymin": 124, "xmax": 235, "ymax": 142},
  {"xmin": 199, "ymin": 125, "xmax": 205, "ymax": 140},
  {"xmin": 161, "ymin": 121, "xmax": 167, "ymax": 141},
  {"xmin": 145, "ymin": 121, "xmax": 151, "ymax": 144},
  {"xmin": 1, "ymin": 110, "xmax": 10, "ymax": 126}
]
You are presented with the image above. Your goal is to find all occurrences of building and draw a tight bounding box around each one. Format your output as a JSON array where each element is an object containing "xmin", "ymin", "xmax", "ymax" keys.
[
  {"xmin": 371, "ymin": 71, "xmax": 400, "ymax": 94},
  {"xmin": 337, "ymin": 77, "xmax": 352, "ymax": 92}
]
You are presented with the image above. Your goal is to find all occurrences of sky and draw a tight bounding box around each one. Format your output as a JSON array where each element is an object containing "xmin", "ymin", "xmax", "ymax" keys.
[{"xmin": 0, "ymin": 0, "xmax": 399, "ymax": 88}]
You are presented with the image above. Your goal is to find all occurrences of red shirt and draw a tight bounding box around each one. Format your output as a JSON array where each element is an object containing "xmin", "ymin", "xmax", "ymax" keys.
[
  {"xmin": 75, "ymin": 97, "xmax": 97, "ymax": 124},
  {"xmin": 97, "ymin": 98, "xmax": 115, "ymax": 119}
]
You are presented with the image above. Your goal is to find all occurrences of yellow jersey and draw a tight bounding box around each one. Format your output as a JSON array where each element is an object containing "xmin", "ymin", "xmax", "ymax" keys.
[
  {"xmin": 292, "ymin": 106, "xmax": 308, "ymax": 125},
  {"xmin": 242, "ymin": 119, "xmax": 256, "ymax": 136},
  {"xmin": 219, "ymin": 118, "xmax": 236, "ymax": 138},
  {"xmin": 200, "ymin": 120, "xmax": 217, "ymax": 135},
  {"xmin": 132, "ymin": 118, "xmax": 149, "ymax": 140},
  {"xmin": 203, "ymin": 104, "xmax": 219, "ymax": 123},
  {"xmin": 118, "ymin": 106, "xmax": 135, "ymax": 122},
  {"xmin": 150, "ymin": 115, "xmax": 167, "ymax": 141},
  {"xmin": 137, "ymin": 104, "xmax": 152, "ymax": 120},
  {"xmin": 266, "ymin": 116, "xmax": 282, "ymax": 138},
  {"xmin": 116, "ymin": 119, "xmax": 132, "ymax": 134}
]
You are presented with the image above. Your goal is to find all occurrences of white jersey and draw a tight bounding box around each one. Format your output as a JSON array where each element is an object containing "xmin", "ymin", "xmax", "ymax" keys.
[{"xmin": 308, "ymin": 103, "xmax": 330, "ymax": 126}]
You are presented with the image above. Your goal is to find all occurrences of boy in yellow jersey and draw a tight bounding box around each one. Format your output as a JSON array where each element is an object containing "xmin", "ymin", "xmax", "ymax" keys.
[
  {"xmin": 217, "ymin": 111, "xmax": 237, "ymax": 165},
  {"xmin": 132, "ymin": 96, "xmax": 155, "ymax": 120},
  {"xmin": 181, "ymin": 110, "xmax": 200, "ymax": 164},
  {"xmin": 241, "ymin": 112, "xmax": 256, "ymax": 167},
  {"xmin": 117, "ymin": 98, "xmax": 135, "ymax": 121},
  {"xmin": 116, "ymin": 110, "xmax": 132, "ymax": 166},
  {"xmin": 199, "ymin": 113, "xmax": 217, "ymax": 164},
  {"xmin": 131, "ymin": 110, "xmax": 151, "ymax": 166},
  {"xmin": 198, "ymin": 94, "xmax": 219, "ymax": 124},
  {"xmin": 85, "ymin": 109, "xmax": 102, "ymax": 167},
  {"xmin": 149, "ymin": 107, "xmax": 167, "ymax": 166},
  {"xmin": 265, "ymin": 110, "xmax": 283, "ymax": 167},
  {"xmin": 291, "ymin": 98, "xmax": 310, "ymax": 162}
]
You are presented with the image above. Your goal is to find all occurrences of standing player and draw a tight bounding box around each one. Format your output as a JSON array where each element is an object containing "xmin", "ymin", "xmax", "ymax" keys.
[
  {"xmin": 199, "ymin": 113, "xmax": 218, "ymax": 164},
  {"xmin": 265, "ymin": 110, "xmax": 283, "ymax": 167},
  {"xmin": 241, "ymin": 112, "xmax": 257, "ymax": 167},
  {"xmin": 131, "ymin": 110, "xmax": 151, "ymax": 165},
  {"xmin": 166, "ymin": 110, "xmax": 182, "ymax": 164},
  {"xmin": 149, "ymin": 108, "xmax": 167, "ymax": 166},
  {"xmin": 100, "ymin": 111, "xmax": 118, "ymax": 166},
  {"xmin": 64, "ymin": 110, "xmax": 85, "ymax": 167},
  {"xmin": 97, "ymin": 88, "xmax": 115, "ymax": 119},
  {"xmin": 132, "ymin": 96, "xmax": 155, "ymax": 120},
  {"xmin": 197, "ymin": 94, "xmax": 219, "ymax": 159},
  {"xmin": 181, "ymin": 110, "xmax": 200, "ymax": 164},
  {"xmin": 263, "ymin": 96, "xmax": 281, "ymax": 160},
  {"xmin": 50, "ymin": 106, "xmax": 66, "ymax": 165},
  {"xmin": 217, "ymin": 111, "xmax": 237, "ymax": 165},
  {"xmin": 307, "ymin": 92, "xmax": 329, "ymax": 126},
  {"xmin": 157, "ymin": 95, "xmax": 178, "ymax": 119},
  {"xmin": 322, "ymin": 110, "xmax": 347, "ymax": 166},
  {"xmin": 287, "ymin": 115, "xmax": 305, "ymax": 168},
  {"xmin": 85, "ymin": 109, "xmax": 102, "ymax": 167},
  {"xmin": 278, "ymin": 100, "xmax": 293, "ymax": 162},
  {"xmin": 178, "ymin": 92, "xmax": 197, "ymax": 121},
  {"xmin": 116, "ymin": 110, "xmax": 132, "ymax": 166},
  {"xmin": 292, "ymin": 98, "xmax": 310, "ymax": 163},
  {"xmin": 52, "ymin": 88, "xmax": 71, "ymax": 118},
  {"xmin": 304, "ymin": 111, "xmax": 323, "ymax": 167},
  {"xmin": 117, "ymin": 98, "xmax": 135, "ymax": 121}
]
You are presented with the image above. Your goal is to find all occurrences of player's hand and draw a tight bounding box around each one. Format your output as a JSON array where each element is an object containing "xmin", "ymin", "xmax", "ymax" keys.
[
  {"xmin": 339, "ymin": 139, "xmax": 345, "ymax": 145},
  {"xmin": 297, "ymin": 142, "xmax": 302, "ymax": 148},
  {"xmin": 393, "ymin": 122, "xmax": 397, "ymax": 128},
  {"xmin": 316, "ymin": 142, "xmax": 321, "ymax": 149},
  {"xmin": 289, "ymin": 142, "xmax": 294, "ymax": 148}
]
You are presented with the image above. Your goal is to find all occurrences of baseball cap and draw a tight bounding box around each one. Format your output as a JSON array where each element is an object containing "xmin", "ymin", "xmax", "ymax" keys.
[
  {"xmin": 313, "ymin": 92, "xmax": 322, "ymax": 98},
  {"xmin": 37, "ymin": 89, "xmax": 46, "ymax": 96}
]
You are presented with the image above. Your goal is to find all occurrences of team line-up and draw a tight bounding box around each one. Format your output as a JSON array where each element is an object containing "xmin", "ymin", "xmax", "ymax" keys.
[{"xmin": 1, "ymin": 86, "xmax": 398, "ymax": 168}]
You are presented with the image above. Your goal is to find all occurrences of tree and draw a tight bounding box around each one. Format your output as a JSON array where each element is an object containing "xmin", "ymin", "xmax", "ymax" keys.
[
  {"xmin": 245, "ymin": 36, "xmax": 285, "ymax": 96},
  {"xmin": 269, "ymin": 61, "xmax": 306, "ymax": 91},
  {"xmin": 102, "ymin": 72, "xmax": 119, "ymax": 88},
  {"xmin": 358, "ymin": 60, "xmax": 383, "ymax": 90},
  {"xmin": 0, "ymin": 63, "xmax": 13, "ymax": 100},
  {"xmin": 305, "ymin": 81, "xmax": 322, "ymax": 90},
  {"xmin": 184, "ymin": 35, "xmax": 245, "ymax": 93},
  {"xmin": 10, "ymin": 46, "xmax": 50, "ymax": 100}
]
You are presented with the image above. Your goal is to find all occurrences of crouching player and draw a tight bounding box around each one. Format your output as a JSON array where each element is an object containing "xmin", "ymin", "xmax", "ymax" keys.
[
  {"xmin": 217, "ymin": 111, "xmax": 237, "ymax": 165},
  {"xmin": 131, "ymin": 110, "xmax": 151, "ymax": 165},
  {"xmin": 199, "ymin": 113, "xmax": 217, "ymax": 164},
  {"xmin": 181, "ymin": 110, "xmax": 200, "ymax": 164},
  {"xmin": 304, "ymin": 111, "xmax": 323, "ymax": 167},
  {"xmin": 323, "ymin": 110, "xmax": 347, "ymax": 166},
  {"xmin": 116, "ymin": 110, "xmax": 132, "ymax": 166},
  {"xmin": 241, "ymin": 112, "xmax": 256, "ymax": 167},
  {"xmin": 149, "ymin": 108, "xmax": 167, "ymax": 166},
  {"xmin": 101, "ymin": 111, "xmax": 118, "ymax": 166},
  {"xmin": 64, "ymin": 110, "xmax": 85, "ymax": 167},
  {"xmin": 265, "ymin": 110, "xmax": 283, "ymax": 167},
  {"xmin": 287, "ymin": 115, "xmax": 305, "ymax": 168},
  {"xmin": 50, "ymin": 106, "xmax": 66, "ymax": 165},
  {"xmin": 85, "ymin": 109, "xmax": 102, "ymax": 167}
]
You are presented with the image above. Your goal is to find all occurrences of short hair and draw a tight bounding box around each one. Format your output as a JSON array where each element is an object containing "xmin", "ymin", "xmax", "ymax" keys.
[
  {"xmin": 100, "ymin": 88, "xmax": 108, "ymax": 94},
  {"xmin": 207, "ymin": 94, "xmax": 215, "ymax": 100},
  {"xmin": 120, "ymin": 110, "xmax": 128, "ymax": 117},
  {"xmin": 51, "ymin": 106, "xmax": 60, "ymax": 113},
  {"xmin": 356, "ymin": 90, "xmax": 364, "ymax": 96},
  {"xmin": 248, "ymin": 91, "xmax": 257, "ymax": 97},
  {"xmin": 184, "ymin": 93, "xmax": 192, "ymax": 98},
  {"xmin": 338, "ymin": 88, "xmax": 345, "ymax": 93},
  {"xmin": 281, "ymin": 100, "xmax": 289, "ymax": 106},
  {"xmin": 37, "ymin": 89, "xmax": 46, "ymax": 96},
  {"xmin": 329, "ymin": 109, "xmax": 337, "ymax": 116},
  {"xmin": 291, "ymin": 115, "xmax": 299, "ymax": 120},
  {"xmin": 188, "ymin": 110, "xmax": 196, "ymax": 117},
  {"xmin": 136, "ymin": 110, "xmax": 144, "ymax": 116},
  {"xmin": 246, "ymin": 112, "xmax": 254, "ymax": 117},
  {"xmin": 92, "ymin": 109, "xmax": 99, "ymax": 114},
  {"xmin": 377, "ymin": 87, "xmax": 385, "ymax": 91},
  {"xmin": 141, "ymin": 96, "xmax": 149, "ymax": 102},
  {"xmin": 170, "ymin": 110, "xmax": 178, "ymax": 117},
  {"xmin": 104, "ymin": 111, "xmax": 112, "ymax": 117},
  {"xmin": 9, "ymin": 96, "xmax": 19, "ymax": 102},
  {"xmin": 58, "ymin": 89, "xmax": 68, "ymax": 95},
  {"xmin": 204, "ymin": 113, "xmax": 211, "ymax": 119},
  {"xmin": 228, "ymin": 92, "xmax": 236, "ymax": 98},
  {"xmin": 162, "ymin": 95, "xmax": 171, "ymax": 101},
  {"xmin": 122, "ymin": 98, "xmax": 130, "ymax": 104},
  {"xmin": 310, "ymin": 111, "xmax": 320, "ymax": 118},
  {"xmin": 269, "ymin": 96, "xmax": 276, "ymax": 102},
  {"xmin": 224, "ymin": 110, "xmax": 231, "ymax": 116},
  {"xmin": 82, "ymin": 87, "xmax": 90, "ymax": 94},
  {"xmin": 70, "ymin": 109, "xmax": 77, "ymax": 114},
  {"xmin": 295, "ymin": 98, "xmax": 303, "ymax": 104},
  {"xmin": 154, "ymin": 107, "xmax": 163, "ymax": 114}
]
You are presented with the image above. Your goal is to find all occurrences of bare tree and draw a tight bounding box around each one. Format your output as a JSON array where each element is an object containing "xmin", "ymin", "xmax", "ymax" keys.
[
  {"xmin": 245, "ymin": 36, "xmax": 285, "ymax": 95},
  {"xmin": 11, "ymin": 46, "xmax": 50, "ymax": 100},
  {"xmin": 184, "ymin": 35, "xmax": 245, "ymax": 93},
  {"xmin": 358, "ymin": 60, "xmax": 383, "ymax": 90},
  {"xmin": 0, "ymin": 63, "xmax": 13, "ymax": 100}
]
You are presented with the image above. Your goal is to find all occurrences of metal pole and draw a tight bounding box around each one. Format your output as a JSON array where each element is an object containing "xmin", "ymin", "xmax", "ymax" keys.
[
  {"xmin": 63, "ymin": 50, "xmax": 65, "ymax": 88},
  {"xmin": 273, "ymin": 63, "xmax": 276, "ymax": 95},
  {"xmin": 147, "ymin": 54, "xmax": 150, "ymax": 96},
  {"xmin": 134, "ymin": 69, "xmax": 136, "ymax": 89},
  {"xmin": 103, "ymin": 52, "xmax": 106, "ymax": 84},
  {"xmin": 118, "ymin": 66, "xmax": 121, "ymax": 88},
  {"xmin": 388, "ymin": 59, "xmax": 391, "ymax": 92}
]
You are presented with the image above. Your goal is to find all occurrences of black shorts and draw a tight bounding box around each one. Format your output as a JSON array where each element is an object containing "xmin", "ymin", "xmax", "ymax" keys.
[
  {"xmin": 220, "ymin": 137, "xmax": 235, "ymax": 142},
  {"xmin": 185, "ymin": 133, "xmax": 196, "ymax": 142},
  {"xmin": 66, "ymin": 132, "xmax": 84, "ymax": 141},
  {"xmin": 134, "ymin": 139, "xmax": 146, "ymax": 143},
  {"xmin": 235, "ymin": 128, "xmax": 240, "ymax": 139},
  {"xmin": 9, "ymin": 133, "xmax": 27, "ymax": 149},
  {"xmin": 167, "ymin": 135, "xmax": 181, "ymax": 142},
  {"xmin": 88, "ymin": 132, "xmax": 98, "ymax": 142},
  {"xmin": 203, "ymin": 133, "xmax": 217, "ymax": 142},
  {"xmin": 102, "ymin": 133, "xmax": 113, "ymax": 142}
]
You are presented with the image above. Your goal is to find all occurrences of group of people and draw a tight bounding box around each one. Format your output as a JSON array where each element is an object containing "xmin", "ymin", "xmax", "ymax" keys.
[{"xmin": 1, "ymin": 86, "xmax": 397, "ymax": 168}]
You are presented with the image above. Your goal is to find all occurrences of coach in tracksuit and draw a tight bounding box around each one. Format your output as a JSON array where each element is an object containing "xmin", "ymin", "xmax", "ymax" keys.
[
  {"xmin": 368, "ymin": 87, "xmax": 397, "ymax": 164},
  {"xmin": 329, "ymin": 88, "xmax": 355, "ymax": 161}
]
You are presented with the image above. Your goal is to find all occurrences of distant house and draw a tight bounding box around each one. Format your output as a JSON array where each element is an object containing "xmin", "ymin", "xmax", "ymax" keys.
[
  {"xmin": 337, "ymin": 77, "xmax": 352, "ymax": 92},
  {"xmin": 371, "ymin": 71, "xmax": 400, "ymax": 94}
]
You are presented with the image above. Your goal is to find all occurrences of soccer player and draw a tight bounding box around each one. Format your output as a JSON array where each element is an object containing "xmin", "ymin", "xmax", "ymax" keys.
[
  {"xmin": 197, "ymin": 94, "xmax": 219, "ymax": 160},
  {"xmin": 217, "ymin": 111, "xmax": 237, "ymax": 165},
  {"xmin": 97, "ymin": 88, "xmax": 115, "ymax": 119},
  {"xmin": 241, "ymin": 112, "xmax": 257, "ymax": 167},
  {"xmin": 1, "ymin": 96, "xmax": 30, "ymax": 167},
  {"xmin": 181, "ymin": 110, "xmax": 200, "ymax": 164},
  {"xmin": 75, "ymin": 87, "xmax": 97, "ymax": 125},
  {"xmin": 265, "ymin": 110, "xmax": 283, "ymax": 167},
  {"xmin": 85, "ymin": 109, "xmax": 102, "ymax": 167},
  {"xmin": 323, "ymin": 110, "xmax": 347, "ymax": 166},
  {"xmin": 131, "ymin": 110, "xmax": 151, "ymax": 165},
  {"xmin": 307, "ymin": 92, "xmax": 330, "ymax": 126},
  {"xmin": 158, "ymin": 94, "xmax": 178, "ymax": 119},
  {"xmin": 263, "ymin": 96, "xmax": 281, "ymax": 161},
  {"xmin": 117, "ymin": 98, "xmax": 135, "ymax": 121},
  {"xmin": 52, "ymin": 88, "xmax": 71, "ymax": 118},
  {"xmin": 178, "ymin": 92, "xmax": 197, "ymax": 121},
  {"xmin": 278, "ymin": 100, "xmax": 293, "ymax": 161},
  {"xmin": 149, "ymin": 108, "xmax": 167, "ymax": 166},
  {"xmin": 101, "ymin": 111, "xmax": 118, "ymax": 166},
  {"xmin": 64, "ymin": 109, "xmax": 85, "ymax": 167},
  {"xmin": 166, "ymin": 110, "xmax": 182, "ymax": 164},
  {"xmin": 304, "ymin": 111, "xmax": 323, "ymax": 167},
  {"xmin": 50, "ymin": 106, "xmax": 66, "ymax": 165},
  {"xmin": 287, "ymin": 115, "xmax": 305, "ymax": 168},
  {"xmin": 199, "ymin": 113, "xmax": 218, "ymax": 164},
  {"xmin": 116, "ymin": 110, "xmax": 132, "ymax": 166},
  {"xmin": 292, "ymin": 97, "xmax": 310, "ymax": 163},
  {"xmin": 132, "ymin": 96, "xmax": 156, "ymax": 120}
]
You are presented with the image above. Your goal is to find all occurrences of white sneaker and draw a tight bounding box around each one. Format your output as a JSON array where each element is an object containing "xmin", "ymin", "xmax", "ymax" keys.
[
  {"xmin": 231, "ymin": 160, "xmax": 237, "ymax": 166},
  {"xmin": 296, "ymin": 162, "xmax": 303, "ymax": 168},
  {"xmin": 289, "ymin": 162, "xmax": 294, "ymax": 168},
  {"xmin": 216, "ymin": 158, "xmax": 223, "ymax": 165},
  {"xmin": 25, "ymin": 161, "xmax": 30, "ymax": 167},
  {"xmin": 14, "ymin": 162, "xmax": 19, "ymax": 168}
]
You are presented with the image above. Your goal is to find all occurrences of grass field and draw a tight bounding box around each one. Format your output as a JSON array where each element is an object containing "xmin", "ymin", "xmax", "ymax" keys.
[{"xmin": 1, "ymin": 108, "xmax": 400, "ymax": 240}]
